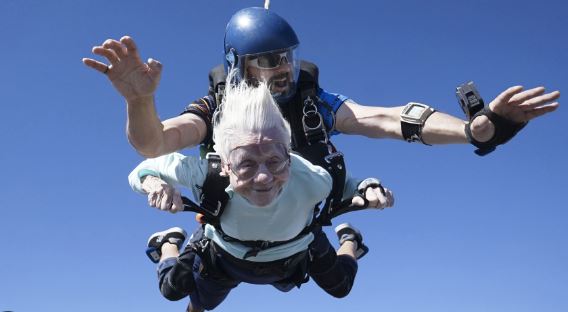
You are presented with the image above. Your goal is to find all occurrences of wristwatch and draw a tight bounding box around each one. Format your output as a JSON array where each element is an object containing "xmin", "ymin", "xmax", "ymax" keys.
[{"xmin": 400, "ymin": 102, "xmax": 435, "ymax": 143}]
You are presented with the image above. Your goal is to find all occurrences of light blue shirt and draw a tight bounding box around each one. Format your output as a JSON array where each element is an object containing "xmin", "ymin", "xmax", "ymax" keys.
[{"xmin": 129, "ymin": 153, "xmax": 358, "ymax": 262}]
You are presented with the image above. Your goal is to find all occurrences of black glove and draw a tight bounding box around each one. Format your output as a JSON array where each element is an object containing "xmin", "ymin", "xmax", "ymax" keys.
[{"xmin": 465, "ymin": 107, "xmax": 527, "ymax": 156}]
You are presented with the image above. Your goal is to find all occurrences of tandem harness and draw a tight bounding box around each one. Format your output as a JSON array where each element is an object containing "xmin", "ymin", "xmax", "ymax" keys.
[
  {"xmin": 179, "ymin": 61, "xmax": 363, "ymax": 287},
  {"xmin": 203, "ymin": 61, "xmax": 355, "ymax": 225}
]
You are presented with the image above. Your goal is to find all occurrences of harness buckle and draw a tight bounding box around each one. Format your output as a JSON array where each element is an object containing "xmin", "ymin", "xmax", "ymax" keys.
[
  {"xmin": 199, "ymin": 197, "xmax": 223, "ymax": 217},
  {"xmin": 205, "ymin": 152, "xmax": 222, "ymax": 162},
  {"xmin": 324, "ymin": 151, "xmax": 344, "ymax": 167},
  {"xmin": 194, "ymin": 238, "xmax": 210, "ymax": 254},
  {"xmin": 302, "ymin": 96, "xmax": 328, "ymax": 145},
  {"xmin": 244, "ymin": 247, "xmax": 261, "ymax": 259}
]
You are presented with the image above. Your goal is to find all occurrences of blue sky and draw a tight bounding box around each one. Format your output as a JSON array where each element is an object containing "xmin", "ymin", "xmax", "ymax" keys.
[{"xmin": 1, "ymin": 0, "xmax": 566, "ymax": 311}]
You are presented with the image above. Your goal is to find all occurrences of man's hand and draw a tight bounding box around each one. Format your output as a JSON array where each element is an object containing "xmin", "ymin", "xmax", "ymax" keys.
[
  {"xmin": 83, "ymin": 36, "xmax": 162, "ymax": 102},
  {"xmin": 470, "ymin": 86, "xmax": 560, "ymax": 142},
  {"xmin": 141, "ymin": 175, "xmax": 183, "ymax": 213}
]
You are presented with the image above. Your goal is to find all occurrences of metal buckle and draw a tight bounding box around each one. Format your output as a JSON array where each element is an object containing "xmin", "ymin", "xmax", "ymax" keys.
[
  {"xmin": 205, "ymin": 152, "xmax": 221, "ymax": 161},
  {"xmin": 302, "ymin": 96, "xmax": 327, "ymax": 144},
  {"xmin": 324, "ymin": 151, "xmax": 343, "ymax": 164},
  {"xmin": 199, "ymin": 196, "xmax": 222, "ymax": 217}
]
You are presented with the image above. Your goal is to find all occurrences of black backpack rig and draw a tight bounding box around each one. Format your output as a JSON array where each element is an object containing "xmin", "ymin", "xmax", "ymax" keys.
[{"xmin": 181, "ymin": 61, "xmax": 370, "ymax": 256}]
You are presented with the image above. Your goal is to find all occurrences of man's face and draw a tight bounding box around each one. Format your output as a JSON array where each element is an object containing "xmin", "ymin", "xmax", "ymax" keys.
[{"xmin": 244, "ymin": 56, "xmax": 295, "ymax": 97}]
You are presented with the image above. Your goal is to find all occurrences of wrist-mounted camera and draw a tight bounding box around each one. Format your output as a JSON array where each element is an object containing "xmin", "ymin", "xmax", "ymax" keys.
[
  {"xmin": 456, "ymin": 81, "xmax": 484, "ymax": 120},
  {"xmin": 465, "ymin": 107, "xmax": 527, "ymax": 156},
  {"xmin": 456, "ymin": 82, "xmax": 528, "ymax": 156}
]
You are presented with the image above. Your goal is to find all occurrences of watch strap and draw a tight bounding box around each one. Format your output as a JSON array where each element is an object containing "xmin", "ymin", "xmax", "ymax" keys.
[{"xmin": 401, "ymin": 121, "xmax": 423, "ymax": 143}]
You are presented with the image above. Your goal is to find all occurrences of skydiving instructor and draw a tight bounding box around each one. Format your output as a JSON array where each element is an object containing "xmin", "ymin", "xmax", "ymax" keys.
[{"xmin": 82, "ymin": 7, "xmax": 560, "ymax": 161}]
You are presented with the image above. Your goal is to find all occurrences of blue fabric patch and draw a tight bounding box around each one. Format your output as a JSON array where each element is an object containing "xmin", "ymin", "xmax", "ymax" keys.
[{"xmin": 317, "ymin": 88, "xmax": 349, "ymax": 136}]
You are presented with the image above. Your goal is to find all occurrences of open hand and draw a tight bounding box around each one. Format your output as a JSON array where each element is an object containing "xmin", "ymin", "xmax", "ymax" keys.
[
  {"xmin": 82, "ymin": 36, "xmax": 162, "ymax": 102},
  {"xmin": 470, "ymin": 86, "xmax": 560, "ymax": 142}
]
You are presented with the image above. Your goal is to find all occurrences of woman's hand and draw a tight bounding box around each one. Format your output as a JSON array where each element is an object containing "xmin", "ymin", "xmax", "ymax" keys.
[{"xmin": 141, "ymin": 175, "xmax": 183, "ymax": 213}]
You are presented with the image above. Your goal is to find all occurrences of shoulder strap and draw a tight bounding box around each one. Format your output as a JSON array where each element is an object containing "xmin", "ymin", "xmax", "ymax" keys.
[
  {"xmin": 208, "ymin": 64, "xmax": 227, "ymax": 105},
  {"xmin": 299, "ymin": 60, "xmax": 319, "ymax": 86},
  {"xmin": 289, "ymin": 62, "xmax": 347, "ymax": 226},
  {"xmin": 182, "ymin": 153, "xmax": 229, "ymax": 227}
]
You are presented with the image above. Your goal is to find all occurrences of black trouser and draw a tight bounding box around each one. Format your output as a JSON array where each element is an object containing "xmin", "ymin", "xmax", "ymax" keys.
[
  {"xmin": 307, "ymin": 225, "xmax": 359, "ymax": 298},
  {"xmin": 157, "ymin": 225, "xmax": 358, "ymax": 310}
]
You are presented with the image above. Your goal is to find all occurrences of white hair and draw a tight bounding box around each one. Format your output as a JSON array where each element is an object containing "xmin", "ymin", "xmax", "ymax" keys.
[{"xmin": 213, "ymin": 70, "xmax": 291, "ymax": 160}]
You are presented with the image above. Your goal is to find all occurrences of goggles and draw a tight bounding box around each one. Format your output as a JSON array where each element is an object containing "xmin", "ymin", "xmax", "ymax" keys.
[
  {"xmin": 227, "ymin": 143, "xmax": 290, "ymax": 180},
  {"xmin": 246, "ymin": 50, "xmax": 293, "ymax": 69}
]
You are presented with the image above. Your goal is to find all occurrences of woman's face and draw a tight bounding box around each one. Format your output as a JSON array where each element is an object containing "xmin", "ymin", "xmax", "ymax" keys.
[{"xmin": 224, "ymin": 130, "xmax": 290, "ymax": 207}]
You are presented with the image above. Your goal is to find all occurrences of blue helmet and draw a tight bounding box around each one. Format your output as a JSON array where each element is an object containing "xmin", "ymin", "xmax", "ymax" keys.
[{"xmin": 224, "ymin": 7, "xmax": 301, "ymax": 101}]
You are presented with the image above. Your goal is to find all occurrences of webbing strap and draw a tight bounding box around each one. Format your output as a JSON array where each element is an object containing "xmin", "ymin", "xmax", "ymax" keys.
[
  {"xmin": 182, "ymin": 153, "xmax": 229, "ymax": 227},
  {"xmin": 216, "ymin": 220, "xmax": 318, "ymax": 259},
  {"xmin": 315, "ymin": 151, "xmax": 346, "ymax": 226}
]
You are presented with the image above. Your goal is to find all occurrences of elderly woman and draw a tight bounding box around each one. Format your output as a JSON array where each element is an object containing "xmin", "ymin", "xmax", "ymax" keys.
[{"xmin": 128, "ymin": 76, "xmax": 394, "ymax": 311}]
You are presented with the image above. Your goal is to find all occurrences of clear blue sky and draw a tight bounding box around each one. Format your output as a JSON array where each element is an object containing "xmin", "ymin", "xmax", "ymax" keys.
[{"xmin": 1, "ymin": 0, "xmax": 566, "ymax": 311}]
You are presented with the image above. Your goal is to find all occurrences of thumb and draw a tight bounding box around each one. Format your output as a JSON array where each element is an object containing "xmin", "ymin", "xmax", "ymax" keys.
[
  {"xmin": 171, "ymin": 191, "xmax": 183, "ymax": 213},
  {"xmin": 148, "ymin": 58, "xmax": 163, "ymax": 76},
  {"xmin": 351, "ymin": 195, "xmax": 365, "ymax": 207}
]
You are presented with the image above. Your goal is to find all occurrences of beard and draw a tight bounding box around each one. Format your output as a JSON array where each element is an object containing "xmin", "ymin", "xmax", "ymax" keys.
[{"xmin": 268, "ymin": 72, "xmax": 292, "ymax": 93}]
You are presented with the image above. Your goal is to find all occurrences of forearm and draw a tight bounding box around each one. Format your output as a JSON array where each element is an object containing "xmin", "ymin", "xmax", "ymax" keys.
[
  {"xmin": 342, "ymin": 174, "xmax": 360, "ymax": 201},
  {"xmin": 125, "ymin": 96, "xmax": 167, "ymax": 157},
  {"xmin": 128, "ymin": 158, "xmax": 162, "ymax": 194},
  {"xmin": 337, "ymin": 101, "xmax": 471, "ymax": 145},
  {"xmin": 128, "ymin": 153, "xmax": 205, "ymax": 198},
  {"xmin": 128, "ymin": 153, "xmax": 186, "ymax": 193},
  {"xmin": 421, "ymin": 111, "xmax": 468, "ymax": 145},
  {"xmin": 126, "ymin": 98, "xmax": 207, "ymax": 158}
]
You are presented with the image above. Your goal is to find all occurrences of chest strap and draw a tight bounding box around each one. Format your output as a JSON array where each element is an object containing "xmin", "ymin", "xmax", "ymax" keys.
[{"xmin": 297, "ymin": 87, "xmax": 346, "ymax": 226}]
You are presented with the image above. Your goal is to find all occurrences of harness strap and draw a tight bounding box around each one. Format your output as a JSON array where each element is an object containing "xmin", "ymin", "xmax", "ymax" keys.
[
  {"xmin": 200, "ymin": 61, "xmax": 348, "ymax": 230},
  {"xmin": 316, "ymin": 151, "xmax": 347, "ymax": 226},
  {"xmin": 182, "ymin": 153, "xmax": 228, "ymax": 227},
  {"xmin": 208, "ymin": 64, "xmax": 227, "ymax": 105},
  {"xmin": 189, "ymin": 224, "xmax": 312, "ymax": 288},
  {"xmin": 217, "ymin": 222, "xmax": 318, "ymax": 259},
  {"xmin": 295, "ymin": 73, "xmax": 347, "ymax": 226}
]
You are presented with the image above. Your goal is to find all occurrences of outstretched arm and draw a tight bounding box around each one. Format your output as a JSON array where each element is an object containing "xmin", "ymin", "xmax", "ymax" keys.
[
  {"xmin": 83, "ymin": 36, "xmax": 207, "ymax": 157},
  {"xmin": 335, "ymin": 86, "xmax": 560, "ymax": 146},
  {"xmin": 128, "ymin": 153, "xmax": 207, "ymax": 213}
]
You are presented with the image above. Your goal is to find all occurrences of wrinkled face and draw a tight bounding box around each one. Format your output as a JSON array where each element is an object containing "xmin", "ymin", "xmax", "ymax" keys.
[{"xmin": 224, "ymin": 130, "xmax": 291, "ymax": 207}]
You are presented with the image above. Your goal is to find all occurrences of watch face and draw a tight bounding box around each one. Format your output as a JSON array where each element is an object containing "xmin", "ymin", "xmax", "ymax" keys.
[{"xmin": 407, "ymin": 105, "xmax": 425, "ymax": 118}]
